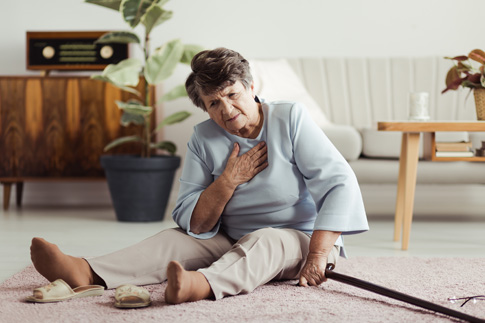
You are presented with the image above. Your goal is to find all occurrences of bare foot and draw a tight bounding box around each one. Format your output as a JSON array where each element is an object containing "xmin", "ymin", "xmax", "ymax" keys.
[
  {"xmin": 165, "ymin": 261, "xmax": 213, "ymax": 304},
  {"xmin": 30, "ymin": 237, "xmax": 98, "ymax": 288}
]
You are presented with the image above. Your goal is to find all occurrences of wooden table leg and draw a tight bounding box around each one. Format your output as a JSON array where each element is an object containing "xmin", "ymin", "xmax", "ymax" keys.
[
  {"xmin": 394, "ymin": 134, "xmax": 408, "ymax": 241},
  {"xmin": 16, "ymin": 182, "xmax": 24, "ymax": 207},
  {"xmin": 2, "ymin": 182, "xmax": 12, "ymax": 211},
  {"xmin": 400, "ymin": 132, "xmax": 421, "ymax": 250}
]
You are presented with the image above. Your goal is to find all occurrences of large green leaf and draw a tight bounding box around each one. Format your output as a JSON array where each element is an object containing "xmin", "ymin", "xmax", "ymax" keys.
[
  {"xmin": 161, "ymin": 111, "xmax": 191, "ymax": 125},
  {"xmin": 95, "ymin": 31, "xmax": 141, "ymax": 44},
  {"xmin": 145, "ymin": 39, "xmax": 184, "ymax": 84},
  {"xmin": 121, "ymin": 111, "xmax": 146, "ymax": 126},
  {"xmin": 141, "ymin": 4, "xmax": 173, "ymax": 35},
  {"xmin": 102, "ymin": 58, "xmax": 141, "ymax": 87},
  {"xmin": 157, "ymin": 84, "xmax": 187, "ymax": 104},
  {"xmin": 91, "ymin": 75, "xmax": 140, "ymax": 96},
  {"xmin": 152, "ymin": 111, "xmax": 190, "ymax": 134},
  {"xmin": 150, "ymin": 140, "xmax": 176, "ymax": 154},
  {"xmin": 121, "ymin": 0, "xmax": 155, "ymax": 28},
  {"xmin": 104, "ymin": 135, "xmax": 143, "ymax": 152},
  {"xmin": 116, "ymin": 100, "xmax": 153, "ymax": 115},
  {"xmin": 180, "ymin": 44, "xmax": 205, "ymax": 65},
  {"xmin": 85, "ymin": 0, "xmax": 122, "ymax": 11}
]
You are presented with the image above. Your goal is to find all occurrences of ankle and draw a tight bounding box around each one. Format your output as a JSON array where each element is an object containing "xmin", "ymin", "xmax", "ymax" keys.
[
  {"xmin": 191, "ymin": 272, "xmax": 213, "ymax": 300},
  {"xmin": 91, "ymin": 270, "xmax": 106, "ymax": 287},
  {"xmin": 80, "ymin": 259, "xmax": 105, "ymax": 287}
]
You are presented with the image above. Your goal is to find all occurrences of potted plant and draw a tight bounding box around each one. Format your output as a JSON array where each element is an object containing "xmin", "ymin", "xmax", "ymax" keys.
[
  {"xmin": 442, "ymin": 49, "xmax": 485, "ymax": 120},
  {"xmin": 85, "ymin": 0, "xmax": 203, "ymax": 222}
]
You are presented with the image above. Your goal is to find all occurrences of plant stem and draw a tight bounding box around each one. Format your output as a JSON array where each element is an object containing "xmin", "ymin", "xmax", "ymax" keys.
[{"xmin": 144, "ymin": 30, "xmax": 151, "ymax": 158}]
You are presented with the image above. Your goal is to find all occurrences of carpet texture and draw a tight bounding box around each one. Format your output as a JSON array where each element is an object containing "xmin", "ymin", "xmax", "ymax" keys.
[{"xmin": 1, "ymin": 257, "xmax": 484, "ymax": 323}]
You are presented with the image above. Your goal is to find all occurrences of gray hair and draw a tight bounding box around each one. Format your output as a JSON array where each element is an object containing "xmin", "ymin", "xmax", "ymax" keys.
[{"xmin": 185, "ymin": 47, "xmax": 253, "ymax": 111}]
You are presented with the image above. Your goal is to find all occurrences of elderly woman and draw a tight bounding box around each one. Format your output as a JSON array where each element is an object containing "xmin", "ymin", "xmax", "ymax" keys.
[{"xmin": 30, "ymin": 48, "xmax": 368, "ymax": 304}]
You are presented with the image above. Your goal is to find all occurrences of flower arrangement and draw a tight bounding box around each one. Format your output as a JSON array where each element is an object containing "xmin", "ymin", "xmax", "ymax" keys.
[{"xmin": 442, "ymin": 49, "xmax": 485, "ymax": 93}]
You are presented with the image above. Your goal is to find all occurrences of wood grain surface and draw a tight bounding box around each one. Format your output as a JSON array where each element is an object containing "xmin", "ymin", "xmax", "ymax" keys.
[{"xmin": 0, "ymin": 76, "xmax": 150, "ymax": 178}]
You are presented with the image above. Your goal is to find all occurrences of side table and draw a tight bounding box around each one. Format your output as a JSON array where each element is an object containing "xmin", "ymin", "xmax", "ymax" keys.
[{"xmin": 377, "ymin": 121, "xmax": 485, "ymax": 250}]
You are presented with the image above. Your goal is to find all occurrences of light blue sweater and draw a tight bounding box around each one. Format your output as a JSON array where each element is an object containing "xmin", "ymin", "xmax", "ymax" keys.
[{"xmin": 172, "ymin": 100, "xmax": 369, "ymax": 256}]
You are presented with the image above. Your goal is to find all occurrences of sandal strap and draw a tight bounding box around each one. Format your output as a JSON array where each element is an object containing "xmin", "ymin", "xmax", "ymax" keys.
[
  {"xmin": 115, "ymin": 284, "xmax": 150, "ymax": 301},
  {"xmin": 33, "ymin": 279, "xmax": 74, "ymax": 299}
]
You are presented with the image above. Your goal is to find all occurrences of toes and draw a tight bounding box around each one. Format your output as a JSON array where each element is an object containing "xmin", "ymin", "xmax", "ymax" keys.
[{"xmin": 31, "ymin": 237, "xmax": 45, "ymax": 249}]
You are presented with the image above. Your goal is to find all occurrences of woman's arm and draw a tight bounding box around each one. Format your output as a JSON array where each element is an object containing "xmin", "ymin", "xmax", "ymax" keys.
[
  {"xmin": 190, "ymin": 141, "xmax": 268, "ymax": 234},
  {"xmin": 299, "ymin": 230, "xmax": 341, "ymax": 286}
]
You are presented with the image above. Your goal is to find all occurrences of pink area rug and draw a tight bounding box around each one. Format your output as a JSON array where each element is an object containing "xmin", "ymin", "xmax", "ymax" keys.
[{"xmin": 1, "ymin": 257, "xmax": 484, "ymax": 323}]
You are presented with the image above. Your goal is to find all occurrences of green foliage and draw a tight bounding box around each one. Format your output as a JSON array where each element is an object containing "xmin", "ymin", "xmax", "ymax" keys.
[
  {"xmin": 150, "ymin": 141, "xmax": 176, "ymax": 154},
  {"xmin": 85, "ymin": 0, "xmax": 204, "ymax": 157},
  {"xmin": 142, "ymin": 3, "xmax": 172, "ymax": 35},
  {"xmin": 95, "ymin": 31, "xmax": 140, "ymax": 44},
  {"xmin": 152, "ymin": 111, "xmax": 191, "ymax": 134},
  {"xmin": 85, "ymin": 0, "xmax": 122, "ymax": 11},
  {"xmin": 145, "ymin": 39, "xmax": 185, "ymax": 84},
  {"xmin": 158, "ymin": 84, "xmax": 187, "ymax": 103}
]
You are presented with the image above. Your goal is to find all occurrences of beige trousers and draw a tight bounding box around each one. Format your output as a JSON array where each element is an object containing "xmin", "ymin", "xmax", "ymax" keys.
[{"xmin": 86, "ymin": 227, "xmax": 339, "ymax": 300}]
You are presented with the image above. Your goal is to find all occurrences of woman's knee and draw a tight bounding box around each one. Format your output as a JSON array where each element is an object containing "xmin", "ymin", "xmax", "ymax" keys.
[
  {"xmin": 236, "ymin": 227, "xmax": 308, "ymax": 252},
  {"xmin": 143, "ymin": 228, "xmax": 193, "ymax": 250},
  {"xmin": 238, "ymin": 227, "xmax": 280, "ymax": 243}
]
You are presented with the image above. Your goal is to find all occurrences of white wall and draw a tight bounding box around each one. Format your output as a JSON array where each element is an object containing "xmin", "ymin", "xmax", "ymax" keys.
[{"xmin": 2, "ymin": 0, "xmax": 485, "ymax": 208}]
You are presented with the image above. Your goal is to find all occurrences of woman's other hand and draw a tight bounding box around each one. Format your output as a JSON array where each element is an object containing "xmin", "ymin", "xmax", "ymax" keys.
[
  {"xmin": 298, "ymin": 252, "xmax": 328, "ymax": 287},
  {"xmin": 221, "ymin": 142, "xmax": 268, "ymax": 188}
]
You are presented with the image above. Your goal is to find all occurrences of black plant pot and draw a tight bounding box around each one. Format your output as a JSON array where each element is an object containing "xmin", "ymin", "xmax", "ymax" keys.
[{"xmin": 100, "ymin": 155, "xmax": 181, "ymax": 222}]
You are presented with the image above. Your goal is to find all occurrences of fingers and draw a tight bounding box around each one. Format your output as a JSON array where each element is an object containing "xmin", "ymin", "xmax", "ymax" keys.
[
  {"xmin": 253, "ymin": 160, "xmax": 268, "ymax": 175},
  {"xmin": 300, "ymin": 275, "xmax": 323, "ymax": 287},
  {"xmin": 223, "ymin": 141, "xmax": 268, "ymax": 186},
  {"xmin": 248, "ymin": 141, "xmax": 267, "ymax": 158},
  {"xmin": 299, "ymin": 274, "xmax": 320, "ymax": 287},
  {"xmin": 247, "ymin": 142, "xmax": 267, "ymax": 166},
  {"xmin": 229, "ymin": 142, "xmax": 240, "ymax": 160},
  {"xmin": 235, "ymin": 141, "xmax": 268, "ymax": 167},
  {"xmin": 299, "ymin": 261, "xmax": 327, "ymax": 287},
  {"xmin": 299, "ymin": 276, "xmax": 308, "ymax": 287}
]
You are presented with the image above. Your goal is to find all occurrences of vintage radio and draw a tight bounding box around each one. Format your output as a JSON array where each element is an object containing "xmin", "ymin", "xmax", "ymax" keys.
[{"xmin": 26, "ymin": 31, "xmax": 129, "ymax": 71}]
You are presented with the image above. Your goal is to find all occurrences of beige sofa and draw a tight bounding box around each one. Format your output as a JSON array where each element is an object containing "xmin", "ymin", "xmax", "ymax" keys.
[{"xmin": 282, "ymin": 57, "xmax": 485, "ymax": 217}]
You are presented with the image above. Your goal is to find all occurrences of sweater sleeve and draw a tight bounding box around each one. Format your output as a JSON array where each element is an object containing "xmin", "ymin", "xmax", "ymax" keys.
[
  {"xmin": 290, "ymin": 103, "xmax": 369, "ymax": 234},
  {"xmin": 171, "ymin": 131, "xmax": 221, "ymax": 239}
]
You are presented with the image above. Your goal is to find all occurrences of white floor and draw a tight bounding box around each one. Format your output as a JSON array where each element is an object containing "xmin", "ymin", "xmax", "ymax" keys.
[{"xmin": 1, "ymin": 205, "xmax": 484, "ymax": 284}]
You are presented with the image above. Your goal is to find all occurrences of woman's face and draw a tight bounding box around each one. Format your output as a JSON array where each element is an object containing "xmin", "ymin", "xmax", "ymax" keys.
[{"xmin": 200, "ymin": 81, "xmax": 262, "ymax": 138}]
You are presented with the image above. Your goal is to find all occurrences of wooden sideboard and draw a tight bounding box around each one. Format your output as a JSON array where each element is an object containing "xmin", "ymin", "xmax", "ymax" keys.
[{"xmin": 0, "ymin": 76, "xmax": 150, "ymax": 210}]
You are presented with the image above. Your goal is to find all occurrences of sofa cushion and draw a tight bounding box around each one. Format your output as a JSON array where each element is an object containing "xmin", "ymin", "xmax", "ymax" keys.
[
  {"xmin": 360, "ymin": 128, "xmax": 470, "ymax": 159},
  {"xmin": 323, "ymin": 124, "xmax": 362, "ymax": 161},
  {"xmin": 360, "ymin": 129, "xmax": 418, "ymax": 159},
  {"xmin": 250, "ymin": 59, "xmax": 331, "ymax": 128},
  {"xmin": 249, "ymin": 59, "xmax": 362, "ymax": 161},
  {"xmin": 350, "ymin": 158, "xmax": 485, "ymax": 184}
]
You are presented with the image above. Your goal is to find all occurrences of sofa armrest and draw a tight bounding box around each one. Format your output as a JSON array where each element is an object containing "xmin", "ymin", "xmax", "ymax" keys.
[{"xmin": 322, "ymin": 124, "xmax": 362, "ymax": 161}]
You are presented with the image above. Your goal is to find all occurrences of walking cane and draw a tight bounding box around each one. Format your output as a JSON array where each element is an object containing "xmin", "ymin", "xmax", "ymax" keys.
[{"xmin": 323, "ymin": 264, "xmax": 485, "ymax": 323}]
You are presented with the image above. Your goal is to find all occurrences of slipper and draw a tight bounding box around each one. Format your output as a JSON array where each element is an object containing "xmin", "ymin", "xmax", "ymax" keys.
[
  {"xmin": 25, "ymin": 279, "xmax": 104, "ymax": 303},
  {"xmin": 114, "ymin": 284, "xmax": 151, "ymax": 308}
]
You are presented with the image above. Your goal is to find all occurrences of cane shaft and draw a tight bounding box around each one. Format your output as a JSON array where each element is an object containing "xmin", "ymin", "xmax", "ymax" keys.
[{"xmin": 325, "ymin": 268, "xmax": 485, "ymax": 323}]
